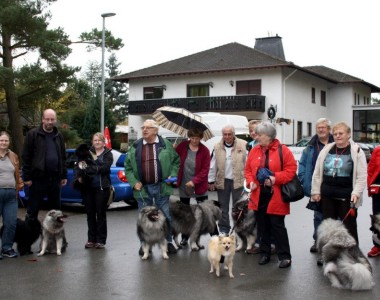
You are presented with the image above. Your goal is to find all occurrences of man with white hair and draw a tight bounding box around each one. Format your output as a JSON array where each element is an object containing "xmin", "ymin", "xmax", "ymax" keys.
[
  {"xmin": 125, "ymin": 119, "xmax": 180, "ymax": 255},
  {"xmin": 208, "ymin": 124, "xmax": 247, "ymax": 235}
]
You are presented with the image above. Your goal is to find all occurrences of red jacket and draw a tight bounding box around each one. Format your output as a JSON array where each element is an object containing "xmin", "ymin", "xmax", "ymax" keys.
[
  {"xmin": 176, "ymin": 140, "xmax": 211, "ymax": 195},
  {"xmin": 245, "ymin": 139, "xmax": 297, "ymax": 215},
  {"xmin": 367, "ymin": 146, "xmax": 380, "ymax": 195}
]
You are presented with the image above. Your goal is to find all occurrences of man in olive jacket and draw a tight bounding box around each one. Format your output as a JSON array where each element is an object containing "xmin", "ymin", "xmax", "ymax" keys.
[{"xmin": 125, "ymin": 119, "xmax": 180, "ymax": 255}]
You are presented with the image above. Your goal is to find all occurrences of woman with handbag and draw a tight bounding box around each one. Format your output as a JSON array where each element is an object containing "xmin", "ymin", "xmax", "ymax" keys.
[
  {"xmin": 311, "ymin": 122, "xmax": 367, "ymax": 243},
  {"xmin": 367, "ymin": 145, "xmax": 380, "ymax": 257},
  {"xmin": 245, "ymin": 122, "xmax": 297, "ymax": 268},
  {"xmin": 75, "ymin": 132, "xmax": 113, "ymax": 249}
]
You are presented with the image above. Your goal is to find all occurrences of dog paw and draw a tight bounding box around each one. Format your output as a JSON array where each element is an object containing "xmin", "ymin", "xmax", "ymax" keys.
[
  {"xmin": 37, "ymin": 252, "xmax": 44, "ymax": 257},
  {"xmin": 229, "ymin": 274, "xmax": 235, "ymax": 279},
  {"xmin": 163, "ymin": 254, "xmax": 169, "ymax": 260},
  {"xmin": 191, "ymin": 247, "xmax": 200, "ymax": 251},
  {"xmin": 199, "ymin": 245, "xmax": 205, "ymax": 250},
  {"xmin": 141, "ymin": 255, "xmax": 149, "ymax": 260},
  {"xmin": 57, "ymin": 252, "xmax": 62, "ymax": 256}
]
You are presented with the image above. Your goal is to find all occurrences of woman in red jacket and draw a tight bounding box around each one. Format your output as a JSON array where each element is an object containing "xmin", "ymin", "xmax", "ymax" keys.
[
  {"xmin": 367, "ymin": 145, "xmax": 380, "ymax": 257},
  {"xmin": 245, "ymin": 122, "xmax": 297, "ymax": 268},
  {"xmin": 175, "ymin": 127, "xmax": 213, "ymax": 246}
]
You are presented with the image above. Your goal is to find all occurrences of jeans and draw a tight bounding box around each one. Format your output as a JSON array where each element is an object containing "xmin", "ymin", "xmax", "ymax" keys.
[
  {"xmin": 312, "ymin": 210, "xmax": 323, "ymax": 241},
  {"xmin": 26, "ymin": 176, "xmax": 61, "ymax": 219},
  {"xmin": 137, "ymin": 184, "xmax": 173, "ymax": 242},
  {"xmin": 0, "ymin": 188, "xmax": 18, "ymax": 251}
]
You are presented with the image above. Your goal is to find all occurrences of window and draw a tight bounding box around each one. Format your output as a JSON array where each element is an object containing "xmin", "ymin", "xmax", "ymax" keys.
[
  {"xmin": 187, "ymin": 84, "xmax": 210, "ymax": 97},
  {"xmin": 307, "ymin": 122, "xmax": 312, "ymax": 136},
  {"xmin": 354, "ymin": 93, "xmax": 357, "ymax": 105},
  {"xmin": 143, "ymin": 87, "xmax": 164, "ymax": 100},
  {"xmin": 320, "ymin": 90, "xmax": 326, "ymax": 106},
  {"xmin": 236, "ymin": 80, "xmax": 262, "ymax": 95},
  {"xmin": 311, "ymin": 88, "xmax": 315, "ymax": 104},
  {"xmin": 297, "ymin": 121, "xmax": 302, "ymax": 141}
]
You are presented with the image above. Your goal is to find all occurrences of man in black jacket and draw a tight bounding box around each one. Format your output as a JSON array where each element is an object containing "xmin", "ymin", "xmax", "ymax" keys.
[{"xmin": 22, "ymin": 109, "xmax": 67, "ymax": 219}]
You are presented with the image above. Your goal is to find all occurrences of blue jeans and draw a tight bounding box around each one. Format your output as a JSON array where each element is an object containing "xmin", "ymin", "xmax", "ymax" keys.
[
  {"xmin": 0, "ymin": 188, "xmax": 18, "ymax": 251},
  {"xmin": 313, "ymin": 210, "xmax": 323, "ymax": 241},
  {"xmin": 137, "ymin": 184, "xmax": 172, "ymax": 242}
]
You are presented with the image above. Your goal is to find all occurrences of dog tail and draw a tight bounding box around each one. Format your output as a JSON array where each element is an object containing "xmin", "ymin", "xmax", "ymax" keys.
[{"xmin": 349, "ymin": 263, "xmax": 374, "ymax": 290}]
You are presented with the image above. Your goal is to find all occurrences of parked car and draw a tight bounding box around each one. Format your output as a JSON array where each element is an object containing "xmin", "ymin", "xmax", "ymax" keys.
[
  {"xmin": 22, "ymin": 149, "xmax": 137, "ymax": 207},
  {"xmin": 292, "ymin": 137, "xmax": 371, "ymax": 162}
]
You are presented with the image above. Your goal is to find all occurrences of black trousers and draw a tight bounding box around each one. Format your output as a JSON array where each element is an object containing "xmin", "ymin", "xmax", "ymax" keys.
[
  {"xmin": 82, "ymin": 187, "xmax": 109, "ymax": 244},
  {"xmin": 26, "ymin": 176, "xmax": 61, "ymax": 219},
  {"xmin": 257, "ymin": 189, "xmax": 291, "ymax": 260},
  {"xmin": 372, "ymin": 193, "xmax": 380, "ymax": 247},
  {"xmin": 321, "ymin": 196, "xmax": 358, "ymax": 243}
]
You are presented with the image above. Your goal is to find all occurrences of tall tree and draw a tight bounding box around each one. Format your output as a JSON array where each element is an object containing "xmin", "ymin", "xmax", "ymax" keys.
[
  {"xmin": 105, "ymin": 53, "xmax": 128, "ymax": 122},
  {"xmin": 0, "ymin": 0, "xmax": 123, "ymax": 156},
  {"xmin": 0, "ymin": 0, "xmax": 75, "ymax": 155}
]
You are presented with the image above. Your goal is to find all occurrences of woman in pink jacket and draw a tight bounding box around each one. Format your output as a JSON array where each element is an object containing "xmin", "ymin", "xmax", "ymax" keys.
[{"xmin": 245, "ymin": 122, "xmax": 297, "ymax": 268}]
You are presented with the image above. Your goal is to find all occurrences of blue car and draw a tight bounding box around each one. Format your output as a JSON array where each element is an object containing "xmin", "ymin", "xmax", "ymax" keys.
[{"xmin": 22, "ymin": 149, "xmax": 136, "ymax": 207}]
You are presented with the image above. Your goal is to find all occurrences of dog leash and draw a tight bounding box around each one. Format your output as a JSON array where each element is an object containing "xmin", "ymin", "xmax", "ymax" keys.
[
  {"xmin": 229, "ymin": 191, "xmax": 249, "ymax": 235},
  {"xmin": 341, "ymin": 201, "xmax": 356, "ymax": 223}
]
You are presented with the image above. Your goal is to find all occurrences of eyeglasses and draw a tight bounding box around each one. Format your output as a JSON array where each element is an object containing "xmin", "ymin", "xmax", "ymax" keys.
[{"xmin": 141, "ymin": 126, "xmax": 156, "ymax": 130}]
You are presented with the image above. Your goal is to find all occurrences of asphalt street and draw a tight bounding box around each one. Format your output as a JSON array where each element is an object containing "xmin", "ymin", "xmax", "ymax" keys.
[{"xmin": 0, "ymin": 191, "xmax": 379, "ymax": 300}]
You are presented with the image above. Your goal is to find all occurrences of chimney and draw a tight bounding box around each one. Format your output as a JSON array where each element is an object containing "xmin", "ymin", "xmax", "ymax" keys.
[{"xmin": 254, "ymin": 34, "xmax": 285, "ymax": 60}]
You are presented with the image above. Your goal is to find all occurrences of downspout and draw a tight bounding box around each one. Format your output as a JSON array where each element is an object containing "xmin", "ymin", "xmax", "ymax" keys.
[{"xmin": 282, "ymin": 69, "xmax": 298, "ymax": 143}]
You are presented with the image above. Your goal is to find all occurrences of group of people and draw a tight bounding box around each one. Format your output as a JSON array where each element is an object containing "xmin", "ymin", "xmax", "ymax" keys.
[
  {"xmin": 0, "ymin": 108, "xmax": 112, "ymax": 259},
  {"xmin": 300, "ymin": 118, "xmax": 380, "ymax": 260},
  {"xmin": 1, "ymin": 111, "xmax": 379, "ymax": 267}
]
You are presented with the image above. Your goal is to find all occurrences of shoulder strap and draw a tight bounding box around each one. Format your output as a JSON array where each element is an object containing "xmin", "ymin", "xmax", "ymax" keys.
[{"xmin": 278, "ymin": 144, "xmax": 283, "ymax": 171}]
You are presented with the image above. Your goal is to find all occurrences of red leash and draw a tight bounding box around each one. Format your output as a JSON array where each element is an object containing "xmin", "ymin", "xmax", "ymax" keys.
[{"xmin": 341, "ymin": 202, "xmax": 356, "ymax": 222}]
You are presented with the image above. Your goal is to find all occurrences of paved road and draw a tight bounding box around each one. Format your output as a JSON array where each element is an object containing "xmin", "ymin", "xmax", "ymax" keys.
[{"xmin": 0, "ymin": 192, "xmax": 379, "ymax": 300}]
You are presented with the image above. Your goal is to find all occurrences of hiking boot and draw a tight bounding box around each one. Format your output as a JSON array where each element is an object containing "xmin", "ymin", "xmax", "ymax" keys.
[{"xmin": 368, "ymin": 246, "xmax": 380, "ymax": 257}]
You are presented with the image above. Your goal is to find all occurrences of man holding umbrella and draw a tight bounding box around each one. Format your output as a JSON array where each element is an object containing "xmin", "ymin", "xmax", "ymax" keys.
[{"xmin": 125, "ymin": 119, "xmax": 180, "ymax": 255}]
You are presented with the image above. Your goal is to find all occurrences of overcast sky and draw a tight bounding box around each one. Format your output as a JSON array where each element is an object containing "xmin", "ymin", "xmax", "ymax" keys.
[{"xmin": 46, "ymin": 0, "xmax": 380, "ymax": 94}]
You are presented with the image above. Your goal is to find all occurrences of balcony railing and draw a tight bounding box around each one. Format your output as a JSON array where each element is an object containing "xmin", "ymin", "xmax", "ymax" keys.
[{"xmin": 128, "ymin": 94, "xmax": 265, "ymax": 115}]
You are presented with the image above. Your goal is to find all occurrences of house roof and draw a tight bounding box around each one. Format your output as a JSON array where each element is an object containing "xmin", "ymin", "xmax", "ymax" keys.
[
  {"xmin": 113, "ymin": 42, "xmax": 380, "ymax": 93},
  {"xmin": 113, "ymin": 42, "xmax": 292, "ymax": 81},
  {"xmin": 304, "ymin": 66, "xmax": 380, "ymax": 92}
]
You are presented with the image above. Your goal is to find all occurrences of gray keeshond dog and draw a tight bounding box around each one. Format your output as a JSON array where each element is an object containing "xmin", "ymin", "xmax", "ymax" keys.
[
  {"xmin": 317, "ymin": 218, "xmax": 374, "ymax": 290},
  {"xmin": 231, "ymin": 196, "xmax": 257, "ymax": 252},
  {"xmin": 38, "ymin": 210, "xmax": 68, "ymax": 256},
  {"xmin": 170, "ymin": 200, "xmax": 222, "ymax": 251},
  {"xmin": 136, "ymin": 206, "xmax": 169, "ymax": 260}
]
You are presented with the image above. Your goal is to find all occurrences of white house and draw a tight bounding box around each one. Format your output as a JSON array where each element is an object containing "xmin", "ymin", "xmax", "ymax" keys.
[{"xmin": 113, "ymin": 35, "xmax": 380, "ymax": 145}]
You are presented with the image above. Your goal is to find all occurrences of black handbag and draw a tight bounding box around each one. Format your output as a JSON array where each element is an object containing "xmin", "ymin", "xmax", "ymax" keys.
[{"xmin": 278, "ymin": 145, "xmax": 305, "ymax": 202}]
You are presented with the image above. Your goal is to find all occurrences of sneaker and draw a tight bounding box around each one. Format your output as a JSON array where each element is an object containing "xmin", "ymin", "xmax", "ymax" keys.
[
  {"xmin": 2, "ymin": 249, "xmax": 18, "ymax": 258},
  {"xmin": 95, "ymin": 243, "xmax": 105, "ymax": 249},
  {"xmin": 85, "ymin": 242, "xmax": 96, "ymax": 249},
  {"xmin": 368, "ymin": 246, "xmax": 380, "ymax": 257},
  {"xmin": 246, "ymin": 246, "xmax": 260, "ymax": 254},
  {"xmin": 167, "ymin": 243, "xmax": 177, "ymax": 254},
  {"xmin": 310, "ymin": 242, "xmax": 317, "ymax": 253}
]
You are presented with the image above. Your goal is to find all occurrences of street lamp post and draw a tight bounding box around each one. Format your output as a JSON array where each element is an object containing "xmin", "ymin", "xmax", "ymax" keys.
[{"xmin": 100, "ymin": 12, "xmax": 116, "ymax": 134}]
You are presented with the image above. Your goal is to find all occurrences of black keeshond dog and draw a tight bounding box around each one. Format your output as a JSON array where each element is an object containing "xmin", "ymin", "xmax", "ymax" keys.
[{"xmin": 0, "ymin": 217, "xmax": 41, "ymax": 256}]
